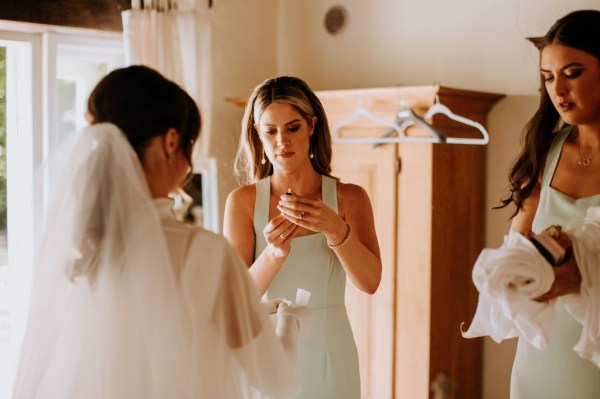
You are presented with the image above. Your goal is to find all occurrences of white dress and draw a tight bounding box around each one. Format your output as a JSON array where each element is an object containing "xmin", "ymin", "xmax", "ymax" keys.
[
  {"xmin": 156, "ymin": 198, "xmax": 299, "ymax": 399},
  {"xmin": 10, "ymin": 124, "xmax": 299, "ymax": 399}
]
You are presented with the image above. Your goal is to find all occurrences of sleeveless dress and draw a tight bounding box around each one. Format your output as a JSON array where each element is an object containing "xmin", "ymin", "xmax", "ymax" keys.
[
  {"xmin": 254, "ymin": 175, "xmax": 361, "ymax": 399},
  {"xmin": 510, "ymin": 126, "xmax": 600, "ymax": 399}
]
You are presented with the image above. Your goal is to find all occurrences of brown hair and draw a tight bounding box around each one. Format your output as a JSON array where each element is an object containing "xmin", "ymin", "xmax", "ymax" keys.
[
  {"xmin": 498, "ymin": 10, "xmax": 600, "ymax": 216},
  {"xmin": 87, "ymin": 65, "xmax": 201, "ymax": 169}
]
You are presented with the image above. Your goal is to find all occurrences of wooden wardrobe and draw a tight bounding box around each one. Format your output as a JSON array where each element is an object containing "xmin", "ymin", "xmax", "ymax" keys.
[{"xmin": 315, "ymin": 85, "xmax": 503, "ymax": 399}]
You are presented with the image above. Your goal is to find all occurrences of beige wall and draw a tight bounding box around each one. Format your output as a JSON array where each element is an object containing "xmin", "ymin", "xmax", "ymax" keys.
[{"xmin": 201, "ymin": 1, "xmax": 599, "ymax": 397}]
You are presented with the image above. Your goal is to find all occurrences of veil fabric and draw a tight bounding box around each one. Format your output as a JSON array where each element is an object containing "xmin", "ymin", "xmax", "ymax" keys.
[{"xmin": 11, "ymin": 123, "xmax": 298, "ymax": 398}]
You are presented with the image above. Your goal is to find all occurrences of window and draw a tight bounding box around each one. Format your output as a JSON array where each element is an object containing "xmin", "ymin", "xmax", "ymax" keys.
[{"xmin": 0, "ymin": 24, "xmax": 123, "ymax": 398}]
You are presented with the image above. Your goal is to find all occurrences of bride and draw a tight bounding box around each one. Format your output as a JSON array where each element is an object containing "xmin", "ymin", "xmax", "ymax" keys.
[{"xmin": 10, "ymin": 65, "xmax": 310, "ymax": 399}]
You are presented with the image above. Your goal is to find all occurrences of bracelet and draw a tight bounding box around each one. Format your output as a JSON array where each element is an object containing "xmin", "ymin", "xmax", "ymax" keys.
[{"xmin": 327, "ymin": 223, "xmax": 352, "ymax": 250}]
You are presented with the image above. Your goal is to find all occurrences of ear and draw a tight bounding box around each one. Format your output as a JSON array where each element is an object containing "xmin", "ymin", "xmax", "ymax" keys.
[
  {"xmin": 162, "ymin": 128, "xmax": 180, "ymax": 157},
  {"xmin": 308, "ymin": 116, "xmax": 318, "ymax": 137}
]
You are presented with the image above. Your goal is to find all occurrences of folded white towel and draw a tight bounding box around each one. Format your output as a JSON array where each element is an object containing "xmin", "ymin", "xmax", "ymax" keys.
[{"xmin": 463, "ymin": 206, "xmax": 600, "ymax": 367}]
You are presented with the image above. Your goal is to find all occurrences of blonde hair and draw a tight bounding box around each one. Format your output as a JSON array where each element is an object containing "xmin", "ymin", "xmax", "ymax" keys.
[{"xmin": 234, "ymin": 76, "xmax": 336, "ymax": 185}]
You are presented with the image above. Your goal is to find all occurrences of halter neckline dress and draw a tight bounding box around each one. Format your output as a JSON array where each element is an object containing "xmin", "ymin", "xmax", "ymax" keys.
[
  {"xmin": 510, "ymin": 125, "xmax": 600, "ymax": 399},
  {"xmin": 254, "ymin": 175, "xmax": 360, "ymax": 399}
]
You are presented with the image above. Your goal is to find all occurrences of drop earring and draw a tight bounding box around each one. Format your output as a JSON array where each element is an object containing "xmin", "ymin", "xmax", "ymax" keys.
[
  {"xmin": 261, "ymin": 147, "xmax": 266, "ymax": 165},
  {"xmin": 309, "ymin": 142, "xmax": 314, "ymax": 159}
]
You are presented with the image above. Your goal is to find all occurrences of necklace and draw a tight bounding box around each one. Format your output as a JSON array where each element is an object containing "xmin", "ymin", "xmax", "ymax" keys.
[
  {"xmin": 575, "ymin": 129, "xmax": 599, "ymax": 167},
  {"xmin": 577, "ymin": 142, "xmax": 598, "ymax": 167},
  {"xmin": 273, "ymin": 176, "xmax": 321, "ymax": 197}
]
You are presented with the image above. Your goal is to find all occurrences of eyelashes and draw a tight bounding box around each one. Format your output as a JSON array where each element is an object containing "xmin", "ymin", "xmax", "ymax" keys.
[
  {"xmin": 542, "ymin": 69, "xmax": 583, "ymax": 82},
  {"xmin": 263, "ymin": 126, "xmax": 301, "ymax": 135}
]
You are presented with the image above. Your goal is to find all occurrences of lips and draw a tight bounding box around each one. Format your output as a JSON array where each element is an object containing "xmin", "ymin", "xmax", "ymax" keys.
[
  {"xmin": 277, "ymin": 151, "xmax": 294, "ymax": 158},
  {"xmin": 557, "ymin": 101, "xmax": 574, "ymax": 112}
]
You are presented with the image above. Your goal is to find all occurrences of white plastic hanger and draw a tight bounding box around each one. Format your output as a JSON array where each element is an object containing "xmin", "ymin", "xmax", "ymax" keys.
[
  {"xmin": 394, "ymin": 107, "xmax": 446, "ymax": 143},
  {"xmin": 330, "ymin": 102, "xmax": 406, "ymax": 144},
  {"xmin": 422, "ymin": 96, "xmax": 490, "ymax": 145},
  {"xmin": 331, "ymin": 102, "xmax": 446, "ymax": 145}
]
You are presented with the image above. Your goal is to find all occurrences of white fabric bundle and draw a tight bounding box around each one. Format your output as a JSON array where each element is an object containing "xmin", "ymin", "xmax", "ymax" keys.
[
  {"xmin": 264, "ymin": 289, "xmax": 314, "ymax": 363},
  {"xmin": 564, "ymin": 206, "xmax": 600, "ymax": 366},
  {"xmin": 463, "ymin": 206, "xmax": 600, "ymax": 366}
]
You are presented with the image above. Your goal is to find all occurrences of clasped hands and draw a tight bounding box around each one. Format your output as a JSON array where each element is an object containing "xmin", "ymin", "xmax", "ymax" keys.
[{"xmin": 262, "ymin": 191, "xmax": 346, "ymax": 255}]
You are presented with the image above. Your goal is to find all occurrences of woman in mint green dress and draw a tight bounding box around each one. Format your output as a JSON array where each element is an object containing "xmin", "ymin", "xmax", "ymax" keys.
[
  {"xmin": 224, "ymin": 76, "xmax": 382, "ymax": 399},
  {"xmin": 498, "ymin": 10, "xmax": 600, "ymax": 399}
]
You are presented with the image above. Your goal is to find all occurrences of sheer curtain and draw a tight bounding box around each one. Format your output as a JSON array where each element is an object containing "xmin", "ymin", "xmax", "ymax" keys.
[{"xmin": 121, "ymin": 0, "xmax": 212, "ymax": 163}]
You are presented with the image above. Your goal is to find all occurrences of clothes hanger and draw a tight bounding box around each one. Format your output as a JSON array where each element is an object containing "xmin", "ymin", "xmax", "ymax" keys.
[
  {"xmin": 371, "ymin": 108, "xmax": 446, "ymax": 148},
  {"xmin": 394, "ymin": 106, "xmax": 446, "ymax": 143},
  {"xmin": 421, "ymin": 96, "xmax": 490, "ymax": 145},
  {"xmin": 330, "ymin": 102, "xmax": 406, "ymax": 145},
  {"xmin": 331, "ymin": 102, "xmax": 446, "ymax": 145}
]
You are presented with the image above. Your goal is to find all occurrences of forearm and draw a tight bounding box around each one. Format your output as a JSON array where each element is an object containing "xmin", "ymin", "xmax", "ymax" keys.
[
  {"xmin": 336, "ymin": 244, "xmax": 382, "ymax": 294},
  {"xmin": 249, "ymin": 248, "xmax": 286, "ymax": 296},
  {"xmin": 326, "ymin": 223, "xmax": 382, "ymax": 294}
]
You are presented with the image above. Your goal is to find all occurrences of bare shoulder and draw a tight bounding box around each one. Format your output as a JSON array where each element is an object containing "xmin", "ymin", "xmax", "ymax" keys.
[
  {"xmin": 335, "ymin": 181, "xmax": 372, "ymax": 218},
  {"xmin": 336, "ymin": 181, "xmax": 370, "ymax": 202},
  {"xmin": 226, "ymin": 184, "xmax": 256, "ymax": 212}
]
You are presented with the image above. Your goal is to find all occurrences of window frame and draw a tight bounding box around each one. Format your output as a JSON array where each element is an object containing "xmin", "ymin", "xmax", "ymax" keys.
[{"xmin": 0, "ymin": 23, "xmax": 124, "ymax": 399}]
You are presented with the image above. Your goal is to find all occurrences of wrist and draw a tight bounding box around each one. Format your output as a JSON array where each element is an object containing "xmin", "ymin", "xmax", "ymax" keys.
[
  {"xmin": 327, "ymin": 223, "xmax": 352, "ymax": 250},
  {"xmin": 265, "ymin": 244, "xmax": 287, "ymax": 262}
]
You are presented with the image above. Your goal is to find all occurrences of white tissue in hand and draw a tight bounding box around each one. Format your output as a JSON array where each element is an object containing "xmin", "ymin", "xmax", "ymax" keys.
[{"xmin": 295, "ymin": 288, "xmax": 311, "ymax": 307}]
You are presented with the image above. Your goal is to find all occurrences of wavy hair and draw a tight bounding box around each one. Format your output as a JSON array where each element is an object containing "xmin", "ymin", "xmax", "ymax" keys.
[
  {"xmin": 498, "ymin": 10, "xmax": 600, "ymax": 217},
  {"xmin": 234, "ymin": 76, "xmax": 336, "ymax": 185}
]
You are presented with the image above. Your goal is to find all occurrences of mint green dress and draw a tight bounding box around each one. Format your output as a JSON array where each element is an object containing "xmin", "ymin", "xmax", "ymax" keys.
[
  {"xmin": 254, "ymin": 176, "xmax": 360, "ymax": 399},
  {"xmin": 510, "ymin": 126, "xmax": 600, "ymax": 398}
]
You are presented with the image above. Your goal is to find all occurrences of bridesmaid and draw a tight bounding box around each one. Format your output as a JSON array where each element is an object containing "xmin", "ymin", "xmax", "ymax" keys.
[
  {"xmin": 497, "ymin": 10, "xmax": 600, "ymax": 399},
  {"xmin": 224, "ymin": 76, "xmax": 382, "ymax": 399}
]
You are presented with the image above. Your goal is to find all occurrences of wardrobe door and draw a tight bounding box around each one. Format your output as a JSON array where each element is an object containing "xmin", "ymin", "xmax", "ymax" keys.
[
  {"xmin": 331, "ymin": 140, "xmax": 398, "ymax": 399},
  {"xmin": 395, "ymin": 142, "xmax": 435, "ymax": 399}
]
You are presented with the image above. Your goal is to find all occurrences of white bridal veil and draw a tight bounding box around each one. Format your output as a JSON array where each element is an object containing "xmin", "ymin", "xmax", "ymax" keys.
[{"xmin": 11, "ymin": 123, "xmax": 299, "ymax": 398}]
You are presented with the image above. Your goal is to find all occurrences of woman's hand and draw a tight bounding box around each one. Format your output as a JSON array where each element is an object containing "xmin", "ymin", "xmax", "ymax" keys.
[
  {"xmin": 276, "ymin": 193, "xmax": 347, "ymax": 244},
  {"xmin": 263, "ymin": 214, "xmax": 299, "ymax": 258},
  {"xmin": 533, "ymin": 254, "xmax": 582, "ymax": 302}
]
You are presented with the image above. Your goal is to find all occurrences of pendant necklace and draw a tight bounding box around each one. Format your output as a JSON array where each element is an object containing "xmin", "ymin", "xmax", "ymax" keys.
[
  {"xmin": 576, "ymin": 130, "xmax": 598, "ymax": 167},
  {"xmin": 577, "ymin": 143, "xmax": 598, "ymax": 166}
]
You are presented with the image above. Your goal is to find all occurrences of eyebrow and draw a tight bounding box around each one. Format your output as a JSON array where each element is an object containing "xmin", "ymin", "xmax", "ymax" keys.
[{"xmin": 540, "ymin": 62, "xmax": 584, "ymax": 73}]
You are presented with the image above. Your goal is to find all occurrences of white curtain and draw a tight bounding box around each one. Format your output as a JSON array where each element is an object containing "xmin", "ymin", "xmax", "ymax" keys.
[{"xmin": 121, "ymin": 1, "xmax": 213, "ymax": 163}]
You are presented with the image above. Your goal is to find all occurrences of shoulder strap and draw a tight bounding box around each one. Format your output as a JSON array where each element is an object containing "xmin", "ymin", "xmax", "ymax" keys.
[
  {"xmin": 541, "ymin": 125, "xmax": 573, "ymax": 187},
  {"xmin": 321, "ymin": 175, "xmax": 338, "ymax": 214},
  {"xmin": 253, "ymin": 177, "xmax": 270, "ymax": 234}
]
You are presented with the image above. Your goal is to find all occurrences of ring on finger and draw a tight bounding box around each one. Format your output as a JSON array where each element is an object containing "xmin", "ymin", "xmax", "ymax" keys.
[
  {"xmin": 280, "ymin": 233, "xmax": 286, "ymax": 239},
  {"xmin": 300, "ymin": 211, "xmax": 305, "ymax": 219}
]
